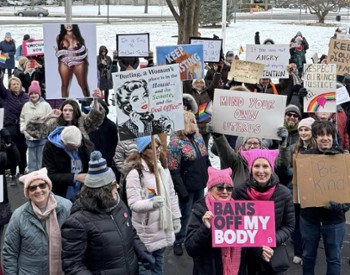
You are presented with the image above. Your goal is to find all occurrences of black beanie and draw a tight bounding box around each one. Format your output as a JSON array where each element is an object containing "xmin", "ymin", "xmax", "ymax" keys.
[{"xmin": 23, "ymin": 34, "xmax": 30, "ymax": 41}]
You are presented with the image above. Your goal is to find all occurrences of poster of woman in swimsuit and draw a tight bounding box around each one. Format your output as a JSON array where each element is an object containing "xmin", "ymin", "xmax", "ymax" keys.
[{"xmin": 43, "ymin": 23, "xmax": 97, "ymax": 99}]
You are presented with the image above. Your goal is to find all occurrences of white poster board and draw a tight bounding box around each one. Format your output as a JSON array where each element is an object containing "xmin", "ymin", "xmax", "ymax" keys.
[
  {"xmin": 189, "ymin": 37, "xmax": 222, "ymax": 62},
  {"xmin": 211, "ymin": 89, "xmax": 287, "ymax": 140},
  {"xmin": 112, "ymin": 64, "xmax": 184, "ymax": 141},
  {"xmin": 336, "ymin": 86, "xmax": 350, "ymax": 105},
  {"xmin": 246, "ymin": 44, "xmax": 290, "ymax": 78},
  {"xmin": 116, "ymin": 33, "xmax": 150, "ymax": 57},
  {"xmin": 23, "ymin": 39, "xmax": 44, "ymax": 56}
]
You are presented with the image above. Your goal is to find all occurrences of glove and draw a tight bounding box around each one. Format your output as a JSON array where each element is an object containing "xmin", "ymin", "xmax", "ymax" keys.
[
  {"xmin": 206, "ymin": 122, "xmax": 221, "ymax": 138},
  {"xmin": 173, "ymin": 218, "xmax": 181, "ymax": 234},
  {"xmin": 152, "ymin": 196, "xmax": 165, "ymax": 208},
  {"xmin": 325, "ymin": 201, "xmax": 350, "ymax": 212},
  {"xmin": 140, "ymin": 250, "xmax": 156, "ymax": 270},
  {"xmin": 277, "ymin": 126, "xmax": 289, "ymax": 147},
  {"xmin": 298, "ymin": 87, "xmax": 308, "ymax": 99}
]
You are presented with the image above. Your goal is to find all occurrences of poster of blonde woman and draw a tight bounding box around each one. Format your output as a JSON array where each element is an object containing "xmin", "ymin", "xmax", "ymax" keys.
[{"xmin": 43, "ymin": 23, "xmax": 97, "ymax": 99}]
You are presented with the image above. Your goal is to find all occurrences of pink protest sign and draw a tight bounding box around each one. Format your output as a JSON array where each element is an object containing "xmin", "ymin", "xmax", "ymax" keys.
[
  {"xmin": 211, "ymin": 200, "xmax": 276, "ymax": 248},
  {"xmin": 23, "ymin": 39, "xmax": 44, "ymax": 57}
]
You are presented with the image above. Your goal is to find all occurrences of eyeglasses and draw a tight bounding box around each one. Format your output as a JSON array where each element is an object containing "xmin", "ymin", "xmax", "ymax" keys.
[
  {"xmin": 215, "ymin": 185, "xmax": 234, "ymax": 192},
  {"xmin": 28, "ymin": 183, "xmax": 47, "ymax": 192},
  {"xmin": 245, "ymin": 141, "xmax": 260, "ymax": 147},
  {"xmin": 146, "ymin": 145, "xmax": 163, "ymax": 152},
  {"xmin": 286, "ymin": 112, "xmax": 299, "ymax": 118}
]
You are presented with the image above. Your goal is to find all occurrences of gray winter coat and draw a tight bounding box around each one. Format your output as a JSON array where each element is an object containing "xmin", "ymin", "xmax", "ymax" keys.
[{"xmin": 2, "ymin": 195, "xmax": 72, "ymax": 275}]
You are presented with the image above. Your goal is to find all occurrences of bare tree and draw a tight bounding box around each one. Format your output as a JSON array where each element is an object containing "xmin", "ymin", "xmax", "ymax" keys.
[
  {"xmin": 300, "ymin": 0, "xmax": 347, "ymax": 23},
  {"xmin": 165, "ymin": 0, "xmax": 202, "ymax": 44}
]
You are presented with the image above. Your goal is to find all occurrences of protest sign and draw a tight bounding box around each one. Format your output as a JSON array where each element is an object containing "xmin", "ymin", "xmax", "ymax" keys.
[
  {"xmin": 211, "ymin": 89, "xmax": 286, "ymax": 140},
  {"xmin": 112, "ymin": 64, "xmax": 184, "ymax": 141},
  {"xmin": 228, "ymin": 60, "xmax": 265, "ymax": 83},
  {"xmin": 303, "ymin": 64, "xmax": 337, "ymax": 113},
  {"xmin": 116, "ymin": 33, "xmax": 149, "ymax": 57},
  {"xmin": 296, "ymin": 154, "xmax": 350, "ymax": 208},
  {"xmin": 23, "ymin": 39, "xmax": 44, "ymax": 56},
  {"xmin": 336, "ymin": 34, "xmax": 350, "ymax": 40},
  {"xmin": 328, "ymin": 39, "xmax": 350, "ymax": 76},
  {"xmin": 336, "ymin": 85, "xmax": 350, "ymax": 105},
  {"xmin": 156, "ymin": 44, "xmax": 204, "ymax": 80},
  {"xmin": 189, "ymin": 37, "xmax": 222, "ymax": 62},
  {"xmin": 246, "ymin": 44, "xmax": 289, "ymax": 78},
  {"xmin": 212, "ymin": 200, "xmax": 276, "ymax": 248}
]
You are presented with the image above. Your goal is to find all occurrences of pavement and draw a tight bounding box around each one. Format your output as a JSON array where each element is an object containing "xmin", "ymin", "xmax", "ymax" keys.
[{"xmin": 4, "ymin": 176, "xmax": 350, "ymax": 274}]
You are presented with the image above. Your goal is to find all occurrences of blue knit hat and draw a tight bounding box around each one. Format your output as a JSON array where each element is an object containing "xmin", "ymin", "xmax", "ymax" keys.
[
  {"xmin": 84, "ymin": 151, "xmax": 115, "ymax": 188},
  {"xmin": 5, "ymin": 32, "xmax": 11, "ymax": 37},
  {"xmin": 136, "ymin": 136, "xmax": 151, "ymax": 153}
]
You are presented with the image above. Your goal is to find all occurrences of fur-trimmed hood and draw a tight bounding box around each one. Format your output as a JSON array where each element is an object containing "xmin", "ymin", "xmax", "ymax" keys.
[{"xmin": 183, "ymin": 93, "xmax": 198, "ymax": 114}]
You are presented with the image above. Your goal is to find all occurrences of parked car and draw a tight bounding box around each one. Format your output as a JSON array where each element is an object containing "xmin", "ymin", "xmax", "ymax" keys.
[
  {"xmin": 7, "ymin": 0, "xmax": 24, "ymax": 6},
  {"xmin": 0, "ymin": 0, "xmax": 9, "ymax": 6},
  {"xmin": 14, "ymin": 6, "xmax": 49, "ymax": 16},
  {"xmin": 289, "ymin": 4, "xmax": 300, "ymax": 9}
]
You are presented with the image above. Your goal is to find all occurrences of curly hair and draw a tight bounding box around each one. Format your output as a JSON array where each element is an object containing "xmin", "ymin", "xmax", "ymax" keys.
[
  {"xmin": 57, "ymin": 99, "xmax": 82, "ymax": 126},
  {"xmin": 79, "ymin": 182, "xmax": 117, "ymax": 210}
]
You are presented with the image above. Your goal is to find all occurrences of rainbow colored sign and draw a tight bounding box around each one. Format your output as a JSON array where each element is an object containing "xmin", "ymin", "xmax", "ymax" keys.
[
  {"xmin": 0, "ymin": 54, "xmax": 6, "ymax": 64},
  {"xmin": 306, "ymin": 92, "xmax": 336, "ymax": 112}
]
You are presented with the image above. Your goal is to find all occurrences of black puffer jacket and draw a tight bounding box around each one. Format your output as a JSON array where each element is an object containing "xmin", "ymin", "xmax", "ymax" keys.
[{"xmin": 62, "ymin": 198, "xmax": 147, "ymax": 275}]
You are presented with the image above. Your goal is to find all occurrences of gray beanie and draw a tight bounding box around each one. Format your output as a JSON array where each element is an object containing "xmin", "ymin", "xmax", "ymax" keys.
[
  {"xmin": 84, "ymin": 151, "xmax": 116, "ymax": 188},
  {"xmin": 285, "ymin": 104, "xmax": 301, "ymax": 118}
]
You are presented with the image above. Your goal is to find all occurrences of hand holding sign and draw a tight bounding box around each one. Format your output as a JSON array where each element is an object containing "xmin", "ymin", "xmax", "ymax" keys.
[
  {"xmin": 92, "ymin": 88, "xmax": 103, "ymax": 99},
  {"xmin": 202, "ymin": 211, "xmax": 214, "ymax": 229},
  {"xmin": 262, "ymin": 246, "xmax": 274, "ymax": 262}
]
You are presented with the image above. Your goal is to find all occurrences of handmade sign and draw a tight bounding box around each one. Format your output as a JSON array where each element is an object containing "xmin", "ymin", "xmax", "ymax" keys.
[
  {"xmin": 303, "ymin": 64, "xmax": 336, "ymax": 113},
  {"xmin": 336, "ymin": 85, "xmax": 350, "ymax": 105},
  {"xmin": 112, "ymin": 64, "xmax": 184, "ymax": 141},
  {"xmin": 211, "ymin": 89, "xmax": 286, "ymax": 140},
  {"xmin": 212, "ymin": 200, "xmax": 276, "ymax": 247},
  {"xmin": 296, "ymin": 154, "xmax": 350, "ymax": 208},
  {"xmin": 328, "ymin": 39, "xmax": 350, "ymax": 76},
  {"xmin": 116, "ymin": 33, "xmax": 149, "ymax": 57},
  {"xmin": 246, "ymin": 44, "xmax": 289, "ymax": 78},
  {"xmin": 156, "ymin": 44, "xmax": 204, "ymax": 80},
  {"xmin": 23, "ymin": 39, "xmax": 44, "ymax": 56},
  {"xmin": 189, "ymin": 37, "xmax": 222, "ymax": 62},
  {"xmin": 228, "ymin": 60, "xmax": 265, "ymax": 83}
]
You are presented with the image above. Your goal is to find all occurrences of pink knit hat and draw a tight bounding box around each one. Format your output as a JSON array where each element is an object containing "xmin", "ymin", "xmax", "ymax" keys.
[
  {"xmin": 298, "ymin": 117, "xmax": 315, "ymax": 130},
  {"xmin": 19, "ymin": 168, "xmax": 52, "ymax": 198},
  {"xmin": 241, "ymin": 149, "xmax": 279, "ymax": 172},
  {"xmin": 207, "ymin": 167, "xmax": 233, "ymax": 189},
  {"xmin": 28, "ymin": 80, "xmax": 41, "ymax": 96}
]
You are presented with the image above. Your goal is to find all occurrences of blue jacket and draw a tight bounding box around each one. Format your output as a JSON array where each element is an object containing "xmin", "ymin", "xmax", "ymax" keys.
[
  {"xmin": 0, "ymin": 39, "xmax": 16, "ymax": 69},
  {"xmin": 2, "ymin": 195, "xmax": 72, "ymax": 275}
]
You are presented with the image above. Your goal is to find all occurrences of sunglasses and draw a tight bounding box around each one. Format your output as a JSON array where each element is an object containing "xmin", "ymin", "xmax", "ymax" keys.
[
  {"xmin": 216, "ymin": 185, "xmax": 233, "ymax": 192},
  {"xmin": 28, "ymin": 183, "xmax": 47, "ymax": 192},
  {"xmin": 286, "ymin": 112, "xmax": 299, "ymax": 118}
]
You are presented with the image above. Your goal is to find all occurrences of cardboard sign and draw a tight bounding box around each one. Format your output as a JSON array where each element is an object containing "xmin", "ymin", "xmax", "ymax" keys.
[
  {"xmin": 296, "ymin": 154, "xmax": 350, "ymax": 208},
  {"xmin": 23, "ymin": 39, "xmax": 44, "ymax": 56},
  {"xmin": 246, "ymin": 44, "xmax": 289, "ymax": 78},
  {"xmin": 228, "ymin": 60, "xmax": 265, "ymax": 83},
  {"xmin": 189, "ymin": 37, "xmax": 222, "ymax": 62},
  {"xmin": 156, "ymin": 44, "xmax": 204, "ymax": 80},
  {"xmin": 211, "ymin": 89, "xmax": 287, "ymax": 140},
  {"xmin": 116, "ymin": 33, "xmax": 150, "ymax": 57},
  {"xmin": 112, "ymin": 64, "xmax": 184, "ymax": 141},
  {"xmin": 328, "ymin": 39, "xmax": 350, "ymax": 76},
  {"xmin": 302, "ymin": 64, "xmax": 337, "ymax": 113},
  {"xmin": 212, "ymin": 200, "xmax": 276, "ymax": 247},
  {"xmin": 336, "ymin": 85, "xmax": 350, "ymax": 105}
]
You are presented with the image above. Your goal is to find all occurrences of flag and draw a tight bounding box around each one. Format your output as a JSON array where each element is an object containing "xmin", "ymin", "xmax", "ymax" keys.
[
  {"xmin": 239, "ymin": 45, "xmax": 244, "ymax": 55},
  {"xmin": 147, "ymin": 187, "xmax": 157, "ymax": 198},
  {"xmin": 0, "ymin": 54, "xmax": 6, "ymax": 64}
]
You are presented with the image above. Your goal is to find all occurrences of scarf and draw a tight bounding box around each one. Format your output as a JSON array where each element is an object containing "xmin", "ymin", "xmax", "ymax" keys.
[
  {"xmin": 291, "ymin": 71, "xmax": 302, "ymax": 85},
  {"xmin": 205, "ymin": 192, "xmax": 241, "ymax": 275},
  {"xmin": 284, "ymin": 121, "xmax": 298, "ymax": 133},
  {"xmin": 31, "ymin": 194, "xmax": 63, "ymax": 275},
  {"xmin": 246, "ymin": 185, "xmax": 276, "ymax": 201},
  {"xmin": 157, "ymin": 162, "xmax": 173, "ymax": 231}
]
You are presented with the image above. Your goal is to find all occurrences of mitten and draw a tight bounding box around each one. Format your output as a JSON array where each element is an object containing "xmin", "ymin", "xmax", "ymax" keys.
[
  {"xmin": 277, "ymin": 126, "xmax": 289, "ymax": 147},
  {"xmin": 298, "ymin": 88, "xmax": 308, "ymax": 99},
  {"xmin": 173, "ymin": 218, "xmax": 181, "ymax": 234},
  {"xmin": 152, "ymin": 196, "xmax": 164, "ymax": 208},
  {"xmin": 325, "ymin": 201, "xmax": 350, "ymax": 212},
  {"xmin": 206, "ymin": 122, "xmax": 221, "ymax": 138}
]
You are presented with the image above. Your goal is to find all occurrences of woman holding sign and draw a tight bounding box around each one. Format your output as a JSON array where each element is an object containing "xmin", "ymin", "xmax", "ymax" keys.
[
  {"xmin": 234, "ymin": 149, "xmax": 295, "ymax": 274},
  {"xmin": 185, "ymin": 167, "xmax": 243, "ymax": 275}
]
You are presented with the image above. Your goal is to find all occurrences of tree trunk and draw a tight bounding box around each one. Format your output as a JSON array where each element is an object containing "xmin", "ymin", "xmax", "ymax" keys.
[{"xmin": 144, "ymin": 0, "xmax": 148, "ymax": 13}]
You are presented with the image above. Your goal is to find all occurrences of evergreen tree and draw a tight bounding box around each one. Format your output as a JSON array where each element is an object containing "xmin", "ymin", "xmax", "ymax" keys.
[{"xmin": 200, "ymin": 0, "xmax": 233, "ymax": 27}]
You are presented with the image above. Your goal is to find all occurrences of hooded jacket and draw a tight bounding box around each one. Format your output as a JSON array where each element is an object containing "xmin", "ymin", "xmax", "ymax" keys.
[{"xmin": 97, "ymin": 45, "xmax": 113, "ymax": 90}]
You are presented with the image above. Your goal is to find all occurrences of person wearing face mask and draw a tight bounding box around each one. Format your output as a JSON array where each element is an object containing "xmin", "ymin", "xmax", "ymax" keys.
[
  {"xmin": 234, "ymin": 149, "xmax": 295, "ymax": 274},
  {"xmin": 19, "ymin": 81, "xmax": 52, "ymax": 173},
  {"xmin": 185, "ymin": 167, "xmax": 244, "ymax": 275},
  {"xmin": 168, "ymin": 111, "xmax": 211, "ymax": 256}
]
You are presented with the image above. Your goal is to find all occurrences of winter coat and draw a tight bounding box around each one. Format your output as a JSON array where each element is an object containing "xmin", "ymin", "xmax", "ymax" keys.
[
  {"xmin": 185, "ymin": 198, "xmax": 245, "ymax": 275},
  {"xmin": 233, "ymin": 174, "xmax": 295, "ymax": 246},
  {"xmin": 0, "ymin": 39, "xmax": 16, "ymax": 69},
  {"xmin": 97, "ymin": 46, "xmax": 113, "ymax": 91},
  {"xmin": 125, "ymin": 159, "xmax": 181, "ymax": 252},
  {"xmin": 183, "ymin": 72, "xmax": 221, "ymax": 136},
  {"xmin": 113, "ymin": 139, "xmax": 137, "ymax": 175},
  {"xmin": 61, "ymin": 198, "xmax": 147, "ymax": 275},
  {"xmin": 300, "ymin": 147, "xmax": 346, "ymax": 225},
  {"xmin": 0, "ymin": 76, "xmax": 29, "ymax": 136},
  {"xmin": 168, "ymin": 132, "xmax": 210, "ymax": 199},
  {"xmin": 2, "ymin": 195, "xmax": 72, "ymax": 275},
  {"xmin": 212, "ymin": 134, "xmax": 290, "ymax": 185},
  {"xmin": 19, "ymin": 99, "xmax": 52, "ymax": 141},
  {"xmin": 119, "ymin": 57, "xmax": 139, "ymax": 71},
  {"xmin": 13, "ymin": 67, "xmax": 31, "ymax": 93},
  {"xmin": 42, "ymin": 127, "xmax": 94, "ymax": 197}
]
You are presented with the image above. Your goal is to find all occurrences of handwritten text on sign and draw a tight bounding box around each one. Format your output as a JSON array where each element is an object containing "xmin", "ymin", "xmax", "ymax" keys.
[
  {"xmin": 116, "ymin": 33, "xmax": 149, "ymax": 57},
  {"xmin": 228, "ymin": 60, "xmax": 265, "ymax": 83},
  {"xmin": 211, "ymin": 89, "xmax": 286, "ymax": 140},
  {"xmin": 23, "ymin": 39, "xmax": 44, "ymax": 56},
  {"xmin": 189, "ymin": 37, "xmax": 222, "ymax": 62},
  {"xmin": 246, "ymin": 44, "xmax": 289, "ymax": 78},
  {"xmin": 212, "ymin": 200, "xmax": 276, "ymax": 247},
  {"xmin": 328, "ymin": 39, "xmax": 350, "ymax": 76}
]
